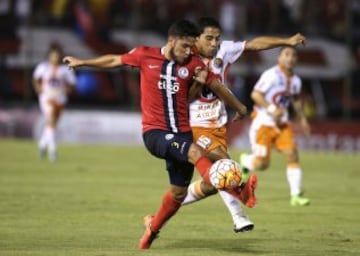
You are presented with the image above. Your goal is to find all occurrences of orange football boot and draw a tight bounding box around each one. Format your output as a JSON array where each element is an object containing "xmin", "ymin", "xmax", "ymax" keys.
[
  {"xmin": 230, "ymin": 173, "xmax": 258, "ymax": 208},
  {"xmin": 139, "ymin": 214, "xmax": 159, "ymax": 250}
]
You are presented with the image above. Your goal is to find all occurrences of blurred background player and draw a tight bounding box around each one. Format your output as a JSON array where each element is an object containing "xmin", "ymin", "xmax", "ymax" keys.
[
  {"xmin": 33, "ymin": 43, "xmax": 76, "ymax": 162},
  {"xmin": 240, "ymin": 46, "xmax": 311, "ymax": 206},
  {"xmin": 182, "ymin": 17, "xmax": 307, "ymax": 232},
  {"xmin": 63, "ymin": 19, "xmax": 248, "ymax": 250}
]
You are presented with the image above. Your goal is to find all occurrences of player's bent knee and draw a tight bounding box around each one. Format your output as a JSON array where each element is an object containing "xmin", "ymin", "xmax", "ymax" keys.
[
  {"xmin": 283, "ymin": 149, "xmax": 299, "ymax": 163},
  {"xmin": 187, "ymin": 143, "xmax": 206, "ymax": 164},
  {"xmin": 254, "ymin": 157, "xmax": 270, "ymax": 171},
  {"xmin": 208, "ymin": 147, "xmax": 230, "ymax": 161},
  {"xmin": 200, "ymin": 180, "xmax": 217, "ymax": 195},
  {"xmin": 288, "ymin": 155, "xmax": 298, "ymax": 164},
  {"xmin": 170, "ymin": 185, "xmax": 188, "ymax": 202}
]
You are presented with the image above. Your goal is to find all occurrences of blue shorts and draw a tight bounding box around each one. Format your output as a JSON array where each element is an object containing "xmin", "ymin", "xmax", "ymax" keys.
[{"xmin": 143, "ymin": 129, "xmax": 194, "ymax": 187}]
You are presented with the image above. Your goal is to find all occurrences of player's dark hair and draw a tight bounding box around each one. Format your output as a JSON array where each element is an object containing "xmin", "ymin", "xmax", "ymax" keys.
[
  {"xmin": 279, "ymin": 46, "xmax": 296, "ymax": 54},
  {"xmin": 48, "ymin": 42, "xmax": 64, "ymax": 56},
  {"xmin": 197, "ymin": 17, "xmax": 222, "ymax": 34},
  {"xmin": 168, "ymin": 19, "xmax": 199, "ymax": 38}
]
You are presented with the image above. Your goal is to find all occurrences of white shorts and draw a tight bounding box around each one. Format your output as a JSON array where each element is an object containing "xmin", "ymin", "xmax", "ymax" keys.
[{"xmin": 39, "ymin": 94, "xmax": 66, "ymax": 116}]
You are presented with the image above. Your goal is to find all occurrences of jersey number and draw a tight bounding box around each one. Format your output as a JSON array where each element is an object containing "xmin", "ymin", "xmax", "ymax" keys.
[{"xmin": 49, "ymin": 78, "xmax": 61, "ymax": 87}]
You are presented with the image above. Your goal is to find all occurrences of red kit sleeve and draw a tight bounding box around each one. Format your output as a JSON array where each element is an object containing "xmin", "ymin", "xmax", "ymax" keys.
[{"xmin": 121, "ymin": 47, "xmax": 144, "ymax": 67}]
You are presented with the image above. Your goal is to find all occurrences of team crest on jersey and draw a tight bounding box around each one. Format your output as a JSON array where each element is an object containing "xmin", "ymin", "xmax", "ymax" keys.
[
  {"xmin": 165, "ymin": 133, "xmax": 174, "ymax": 140},
  {"xmin": 178, "ymin": 67, "xmax": 189, "ymax": 79},
  {"xmin": 214, "ymin": 58, "xmax": 223, "ymax": 68}
]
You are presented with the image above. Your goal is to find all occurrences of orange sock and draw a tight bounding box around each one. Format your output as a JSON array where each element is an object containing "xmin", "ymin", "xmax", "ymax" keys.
[
  {"xmin": 194, "ymin": 156, "xmax": 212, "ymax": 183},
  {"xmin": 151, "ymin": 190, "xmax": 182, "ymax": 232}
]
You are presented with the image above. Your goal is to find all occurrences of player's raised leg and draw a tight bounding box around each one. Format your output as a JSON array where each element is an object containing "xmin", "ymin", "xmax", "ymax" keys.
[
  {"xmin": 218, "ymin": 190, "xmax": 254, "ymax": 232},
  {"xmin": 183, "ymin": 143, "xmax": 255, "ymax": 232}
]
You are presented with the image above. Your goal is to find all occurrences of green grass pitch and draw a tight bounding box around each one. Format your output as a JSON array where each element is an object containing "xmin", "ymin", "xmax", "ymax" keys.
[{"xmin": 0, "ymin": 139, "xmax": 359, "ymax": 256}]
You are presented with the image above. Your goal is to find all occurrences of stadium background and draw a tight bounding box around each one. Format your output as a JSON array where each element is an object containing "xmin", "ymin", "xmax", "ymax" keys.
[
  {"xmin": 0, "ymin": 0, "xmax": 359, "ymax": 151},
  {"xmin": 1, "ymin": 1, "xmax": 360, "ymax": 256}
]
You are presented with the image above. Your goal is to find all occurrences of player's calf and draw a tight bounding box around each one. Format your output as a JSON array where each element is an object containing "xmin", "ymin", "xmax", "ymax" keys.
[{"xmin": 182, "ymin": 180, "xmax": 217, "ymax": 205}]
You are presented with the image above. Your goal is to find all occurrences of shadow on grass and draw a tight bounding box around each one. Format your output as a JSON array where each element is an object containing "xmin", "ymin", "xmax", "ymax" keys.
[{"xmin": 167, "ymin": 237, "xmax": 264, "ymax": 253}]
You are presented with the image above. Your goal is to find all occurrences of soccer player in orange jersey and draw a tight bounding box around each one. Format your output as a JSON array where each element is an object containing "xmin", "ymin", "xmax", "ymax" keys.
[
  {"xmin": 182, "ymin": 17, "xmax": 307, "ymax": 232},
  {"xmin": 240, "ymin": 46, "xmax": 311, "ymax": 206},
  {"xmin": 33, "ymin": 43, "xmax": 76, "ymax": 162}
]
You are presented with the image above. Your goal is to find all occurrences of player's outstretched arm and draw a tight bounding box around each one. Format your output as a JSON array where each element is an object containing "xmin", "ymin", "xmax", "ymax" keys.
[
  {"xmin": 208, "ymin": 79, "xmax": 247, "ymax": 121},
  {"xmin": 245, "ymin": 33, "xmax": 306, "ymax": 51},
  {"xmin": 63, "ymin": 54, "xmax": 123, "ymax": 69}
]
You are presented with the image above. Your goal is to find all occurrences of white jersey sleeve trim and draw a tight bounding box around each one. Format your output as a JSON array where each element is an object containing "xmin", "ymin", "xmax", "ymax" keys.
[{"xmin": 216, "ymin": 40, "xmax": 246, "ymax": 65}]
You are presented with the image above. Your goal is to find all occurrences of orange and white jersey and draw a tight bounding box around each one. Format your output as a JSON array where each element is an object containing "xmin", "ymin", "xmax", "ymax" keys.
[
  {"xmin": 189, "ymin": 40, "xmax": 246, "ymax": 128},
  {"xmin": 252, "ymin": 65, "xmax": 301, "ymax": 127},
  {"xmin": 33, "ymin": 62, "xmax": 76, "ymax": 104}
]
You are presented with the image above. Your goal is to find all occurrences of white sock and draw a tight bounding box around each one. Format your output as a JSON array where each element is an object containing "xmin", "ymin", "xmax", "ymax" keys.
[
  {"xmin": 242, "ymin": 154, "xmax": 255, "ymax": 171},
  {"xmin": 182, "ymin": 180, "xmax": 206, "ymax": 205},
  {"xmin": 218, "ymin": 190, "xmax": 246, "ymax": 223},
  {"xmin": 46, "ymin": 126, "xmax": 56, "ymax": 154},
  {"xmin": 286, "ymin": 166, "xmax": 302, "ymax": 196}
]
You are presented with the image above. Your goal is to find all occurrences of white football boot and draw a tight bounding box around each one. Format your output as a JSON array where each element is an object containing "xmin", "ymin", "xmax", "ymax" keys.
[{"xmin": 233, "ymin": 214, "xmax": 254, "ymax": 233}]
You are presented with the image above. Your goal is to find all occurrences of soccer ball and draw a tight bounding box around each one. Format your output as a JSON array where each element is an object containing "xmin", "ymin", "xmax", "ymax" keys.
[{"xmin": 209, "ymin": 159, "xmax": 242, "ymax": 191}]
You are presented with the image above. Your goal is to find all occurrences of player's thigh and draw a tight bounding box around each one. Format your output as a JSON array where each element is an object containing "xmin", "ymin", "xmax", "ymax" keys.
[
  {"xmin": 40, "ymin": 97, "xmax": 63, "ymax": 124},
  {"xmin": 39, "ymin": 96, "xmax": 52, "ymax": 116},
  {"xmin": 166, "ymin": 159, "xmax": 194, "ymax": 188},
  {"xmin": 142, "ymin": 129, "xmax": 192, "ymax": 162},
  {"xmin": 250, "ymin": 125, "xmax": 278, "ymax": 160},
  {"xmin": 192, "ymin": 126, "xmax": 228, "ymax": 160},
  {"xmin": 275, "ymin": 124, "xmax": 298, "ymax": 162},
  {"xmin": 53, "ymin": 102, "xmax": 64, "ymax": 118},
  {"xmin": 143, "ymin": 130, "xmax": 194, "ymax": 188},
  {"xmin": 169, "ymin": 184, "xmax": 189, "ymax": 201},
  {"xmin": 207, "ymin": 146, "xmax": 230, "ymax": 162}
]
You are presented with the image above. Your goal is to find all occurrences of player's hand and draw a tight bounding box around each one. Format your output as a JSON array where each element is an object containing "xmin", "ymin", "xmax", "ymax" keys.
[
  {"xmin": 63, "ymin": 56, "xmax": 83, "ymax": 69},
  {"xmin": 193, "ymin": 66, "xmax": 208, "ymax": 84},
  {"xmin": 269, "ymin": 107, "xmax": 285, "ymax": 123},
  {"xmin": 288, "ymin": 33, "xmax": 306, "ymax": 47},
  {"xmin": 232, "ymin": 106, "xmax": 247, "ymax": 122},
  {"xmin": 300, "ymin": 117, "xmax": 311, "ymax": 137}
]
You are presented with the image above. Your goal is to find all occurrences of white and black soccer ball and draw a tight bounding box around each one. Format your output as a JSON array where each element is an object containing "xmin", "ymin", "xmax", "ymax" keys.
[{"xmin": 209, "ymin": 159, "xmax": 242, "ymax": 190}]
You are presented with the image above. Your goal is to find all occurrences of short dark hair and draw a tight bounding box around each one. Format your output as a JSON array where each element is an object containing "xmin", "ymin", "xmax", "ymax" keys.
[
  {"xmin": 48, "ymin": 42, "xmax": 63, "ymax": 56},
  {"xmin": 279, "ymin": 46, "xmax": 296, "ymax": 54},
  {"xmin": 197, "ymin": 17, "xmax": 221, "ymax": 34},
  {"xmin": 168, "ymin": 19, "xmax": 199, "ymax": 38}
]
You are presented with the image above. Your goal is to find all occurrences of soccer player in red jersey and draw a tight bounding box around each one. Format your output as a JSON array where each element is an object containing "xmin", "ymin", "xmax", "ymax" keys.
[{"xmin": 63, "ymin": 19, "xmax": 247, "ymax": 249}]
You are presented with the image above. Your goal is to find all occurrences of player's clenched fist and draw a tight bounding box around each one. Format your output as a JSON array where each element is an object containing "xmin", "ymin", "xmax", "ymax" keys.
[
  {"xmin": 288, "ymin": 33, "xmax": 306, "ymax": 47},
  {"xmin": 63, "ymin": 56, "xmax": 83, "ymax": 69}
]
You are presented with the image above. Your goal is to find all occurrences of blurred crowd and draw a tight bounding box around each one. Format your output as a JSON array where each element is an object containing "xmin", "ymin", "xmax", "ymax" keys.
[
  {"xmin": 0, "ymin": 0, "xmax": 359, "ymax": 119},
  {"xmin": 0, "ymin": 0, "xmax": 352, "ymax": 40}
]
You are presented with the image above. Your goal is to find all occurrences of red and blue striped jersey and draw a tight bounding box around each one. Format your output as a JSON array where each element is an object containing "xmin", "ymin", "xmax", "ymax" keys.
[{"xmin": 121, "ymin": 46, "xmax": 219, "ymax": 133}]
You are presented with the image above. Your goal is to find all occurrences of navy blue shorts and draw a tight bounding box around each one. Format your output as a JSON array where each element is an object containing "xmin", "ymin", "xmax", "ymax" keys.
[{"xmin": 143, "ymin": 129, "xmax": 194, "ymax": 187}]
